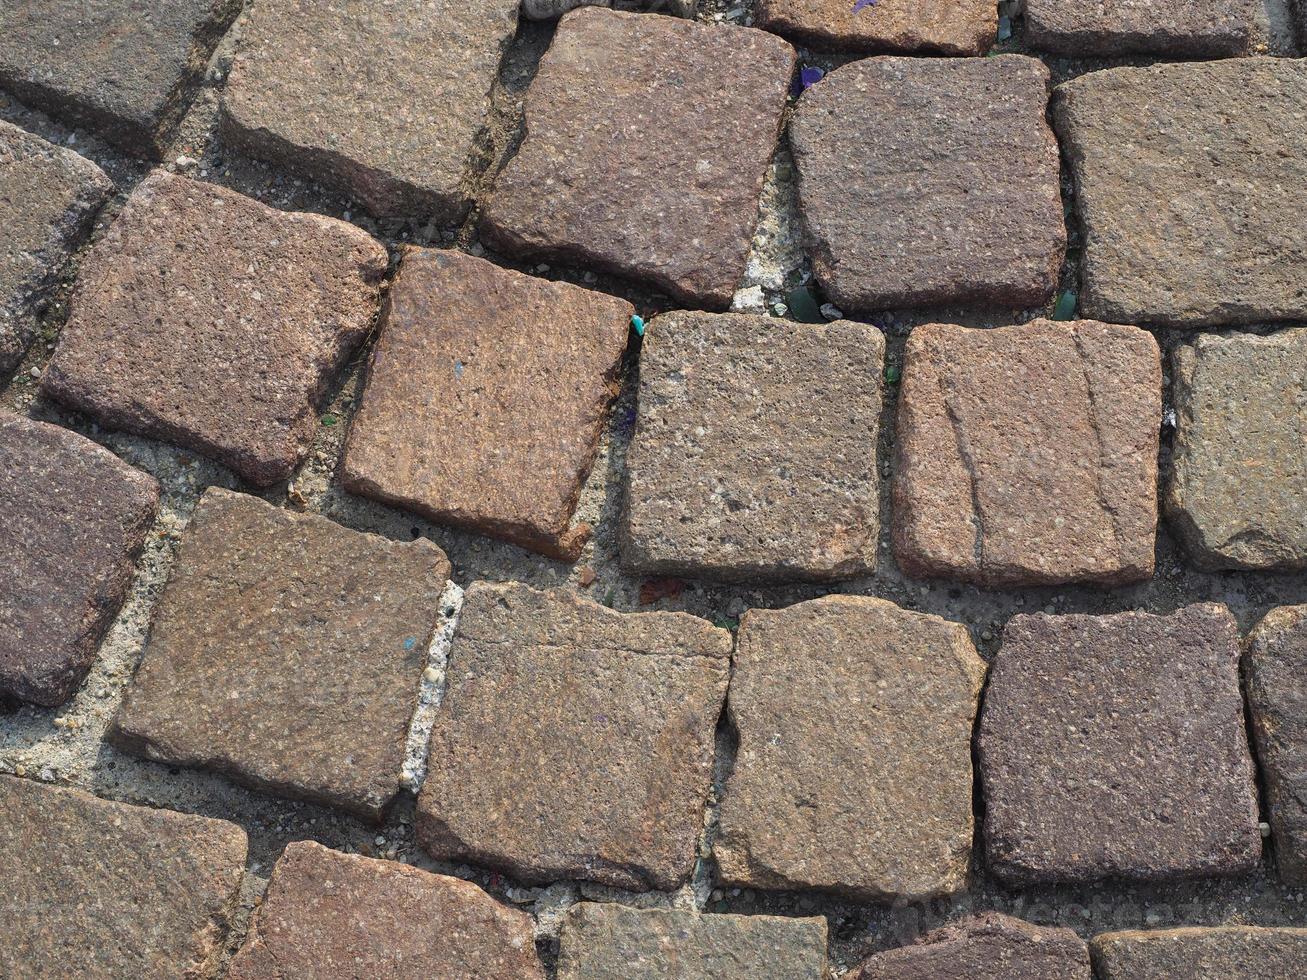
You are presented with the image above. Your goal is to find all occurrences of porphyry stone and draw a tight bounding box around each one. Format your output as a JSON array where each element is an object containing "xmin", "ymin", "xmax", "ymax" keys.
[
  {"xmin": 417, "ymin": 580, "xmax": 731, "ymax": 890},
  {"xmin": 1091, "ymin": 926, "xmax": 1307, "ymax": 979},
  {"xmin": 525, "ymin": 1, "xmax": 696, "ymax": 19},
  {"xmin": 481, "ymin": 7, "xmax": 795, "ymax": 308},
  {"xmin": 1055, "ymin": 59, "xmax": 1307, "ymax": 327},
  {"xmin": 220, "ymin": 0, "xmax": 518, "ymax": 223},
  {"xmin": 110, "ymin": 488, "xmax": 450, "ymax": 821},
  {"xmin": 758, "ymin": 0, "xmax": 996, "ymax": 54},
  {"xmin": 227, "ymin": 840, "xmax": 544, "ymax": 980},
  {"xmin": 42, "ymin": 171, "xmax": 387, "ymax": 486},
  {"xmin": 0, "ymin": 412, "xmax": 159, "ymax": 707},
  {"xmin": 716, "ymin": 595, "xmax": 985, "ymax": 902},
  {"xmin": 790, "ymin": 55, "xmax": 1064, "ymax": 313},
  {"xmin": 0, "ymin": 775, "xmax": 248, "ymax": 980},
  {"xmin": 978, "ymin": 604, "xmax": 1262, "ymax": 884},
  {"xmin": 342, "ymin": 248, "xmax": 632, "ymax": 561},
  {"xmin": 892, "ymin": 319, "xmax": 1160, "ymax": 587},
  {"xmin": 621, "ymin": 311, "xmax": 882, "ymax": 582},
  {"xmin": 1026, "ymin": 0, "xmax": 1260, "ymax": 56}
]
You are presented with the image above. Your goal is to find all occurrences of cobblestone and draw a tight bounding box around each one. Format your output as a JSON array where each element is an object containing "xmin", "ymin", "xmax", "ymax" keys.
[
  {"xmin": 1026, "ymin": 0, "xmax": 1261, "ymax": 56},
  {"xmin": 1091, "ymin": 926, "xmax": 1307, "ymax": 979},
  {"xmin": 758, "ymin": 0, "xmax": 996, "ymax": 54}
]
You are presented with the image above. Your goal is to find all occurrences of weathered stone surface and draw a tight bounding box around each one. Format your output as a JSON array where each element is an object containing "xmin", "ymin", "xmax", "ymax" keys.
[
  {"xmin": 110, "ymin": 488, "xmax": 450, "ymax": 821},
  {"xmin": 759, "ymin": 0, "xmax": 996, "ymax": 54},
  {"xmin": 0, "ymin": 775, "xmax": 248, "ymax": 979},
  {"xmin": 1092, "ymin": 926, "xmax": 1307, "ymax": 979},
  {"xmin": 526, "ymin": 0, "xmax": 696, "ymax": 19},
  {"xmin": 481, "ymin": 8, "xmax": 795, "ymax": 308},
  {"xmin": 978, "ymin": 604, "xmax": 1262, "ymax": 884},
  {"xmin": 417, "ymin": 581, "xmax": 731, "ymax": 889},
  {"xmin": 42, "ymin": 171, "xmax": 387, "ymax": 486},
  {"xmin": 716, "ymin": 595, "xmax": 985, "ymax": 902},
  {"xmin": 791, "ymin": 55, "xmax": 1063, "ymax": 314},
  {"xmin": 892, "ymin": 319, "xmax": 1161, "ymax": 588},
  {"xmin": 227, "ymin": 840, "xmax": 544, "ymax": 980},
  {"xmin": 1055, "ymin": 59, "xmax": 1307, "ymax": 328},
  {"xmin": 1027, "ymin": 0, "xmax": 1259, "ymax": 56},
  {"xmin": 1167, "ymin": 330, "xmax": 1307, "ymax": 571},
  {"xmin": 343, "ymin": 249, "xmax": 632, "ymax": 561},
  {"xmin": 622, "ymin": 311, "xmax": 881, "ymax": 582},
  {"xmin": 0, "ymin": 412, "xmax": 159, "ymax": 707}
]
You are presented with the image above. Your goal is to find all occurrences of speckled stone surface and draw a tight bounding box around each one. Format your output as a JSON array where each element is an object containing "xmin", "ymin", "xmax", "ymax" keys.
[
  {"xmin": 758, "ymin": 0, "xmax": 996, "ymax": 54},
  {"xmin": 1091, "ymin": 926, "xmax": 1307, "ymax": 979},
  {"xmin": 525, "ymin": 0, "xmax": 696, "ymax": 18},
  {"xmin": 1026, "ymin": 0, "xmax": 1260, "ymax": 56}
]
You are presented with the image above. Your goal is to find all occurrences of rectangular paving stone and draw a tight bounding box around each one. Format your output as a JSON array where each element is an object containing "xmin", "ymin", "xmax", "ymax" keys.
[
  {"xmin": 1092, "ymin": 926, "xmax": 1307, "ymax": 979},
  {"xmin": 716, "ymin": 595, "xmax": 985, "ymax": 902},
  {"xmin": 978, "ymin": 604, "xmax": 1262, "ymax": 885},
  {"xmin": 42, "ymin": 170, "xmax": 387, "ymax": 486},
  {"xmin": 481, "ymin": 7, "xmax": 795, "ymax": 309},
  {"xmin": 1, "ymin": 412, "xmax": 159, "ymax": 707},
  {"xmin": 0, "ymin": 775, "xmax": 248, "ymax": 980},
  {"xmin": 417, "ymin": 580, "xmax": 731, "ymax": 890},
  {"xmin": 758, "ymin": 0, "xmax": 996, "ymax": 54},
  {"xmin": 1027, "ymin": 0, "xmax": 1260, "ymax": 56},
  {"xmin": 790, "ymin": 55, "xmax": 1064, "ymax": 314},
  {"xmin": 110, "ymin": 487, "xmax": 451, "ymax": 821},
  {"xmin": 621, "ymin": 311, "xmax": 882, "ymax": 582},
  {"xmin": 342, "ymin": 248, "xmax": 632, "ymax": 561},
  {"xmin": 526, "ymin": 1, "xmax": 697, "ymax": 18},
  {"xmin": 892, "ymin": 319, "xmax": 1161, "ymax": 588}
]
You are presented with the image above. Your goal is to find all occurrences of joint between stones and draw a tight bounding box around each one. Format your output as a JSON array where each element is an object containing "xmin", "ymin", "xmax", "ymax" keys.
[{"xmin": 400, "ymin": 580, "xmax": 465, "ymax": 793}]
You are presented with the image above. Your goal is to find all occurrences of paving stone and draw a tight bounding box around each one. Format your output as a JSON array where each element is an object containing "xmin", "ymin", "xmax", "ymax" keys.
[
  {"xmin": 42, "ymin": 171, "xmax": 387, "ymax": 487},
  {"xmin": 481, "ymin": 7, "xmax": 795, "ymax": 309},
  {"xmin": 1055, "ymin": 59, "xmax": 1307, "ymax": 328},
  {"xmin": 758, "ymin": 0, "xmax": 996, "ymax": 54},
  {"xmin": 110, "ymin": 487, "xmax": 450, "ymax": 821},
  {"xmin": 621, "ymin": 311, "xmax": 882, "ymax": 582},
  {"xmin": 1091, "ymin": 926, "xmax": 1307, "ymax": 979},
  {"xmin": 227, "ymin": 840, "xmax": 543, "ymax": 980},
  {"xmin": 790, "ymin": 55, "xmax": 1063, "ymax": 314},
  {"xmin": 0, "ymin": 775, "xmax": 248, "ymax": 980},
  {"xmin": 716, "ymin": 595, "xmax": 986, "ymax": 902},
  {"xmin": 1166, "ymin": 330, "xmax": 1307, "ymax": 571},
  {"xmin": 978, "ymin": 604, "xmax": 1262, "ymax": 884},
  {"xmin": 892, "ymin": 319, "xmax": 1161, "ymax": 588},
  {"xmin": 417, "ymin": 580, "xmax": 731, "ymax": 890},
  {"xmin": 525, "ymin": 1, "xmax": 696, "ymax": 18},
  {"xmin": 342, "ymin": 248, "xmax": 632, "ymax": 561},
  {"xmin": 1026, "ymin": 0, "xmax": 1260, "ymax": 56},
  {"xmin": 0, "ymin": 412, "xmax": 159, "ymax": 707}
]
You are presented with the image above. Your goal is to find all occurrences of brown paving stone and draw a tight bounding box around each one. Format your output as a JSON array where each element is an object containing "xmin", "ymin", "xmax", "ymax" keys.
[
  {"xmin": 1091, "ymin": 926, "xmax": 1307, "ymax": 979},
  {"xmin": 481, "ymin": 7, "xmax": 795, "ymax": 309},
  {"xmin": 342, "ymin": 248, "xmax": 632, "ymax": 561},
  {"xmin": 417, "ymin": 580, "xmax": 731, "ymax": 890},
  {"xmin": 110, "ymin": 487, "xmax": 450, "ymax": 821},
  {"xmin": 526, "ymin": 1, "xmax": 697, "ymax": 18},
  {"xmin": 1026, "ymin": 0, "xmax": 1259, "ymax": 56},
  {"xmin": 759, "ymin": 0, "xmax": 996, "ymax": 54},
  {"xmin": 42, "ymin": 171, "xmax": 387, "ymax": 487},
  {"xmin": 892, "ymin": 319, "xmax": 1161, "ymax": 588}
]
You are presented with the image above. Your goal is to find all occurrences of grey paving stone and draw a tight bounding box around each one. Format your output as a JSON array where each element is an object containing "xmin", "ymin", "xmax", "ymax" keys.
[
  {"xmin": 1026, "ymin": 0, "xmax": 1260, "ymax": 56},
  {"xmin": 1091, "ymin": 926, "xmax": 1307, "ymax": 979},
  {"xmin": 758, "ymin": 0, "xmax": 996, "ymax": 54}
]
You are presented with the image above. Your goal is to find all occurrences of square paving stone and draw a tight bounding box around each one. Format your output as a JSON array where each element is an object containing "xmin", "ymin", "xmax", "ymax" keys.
[
  {"xmin": 892, "ymin": 319, "xmax": 1161, "ymax": 588},
  {"xmin": 1055, "ymin": 59, "xmax": 1307, "ymax": 328},
  {"xmin": 342, "ymin": 248, "xmax": 632, "ymax": 561},
  {"xmin": 1026, "ymin": 0, "xmax": 1260, "ymax": 56},
  {"xmin": 220, "ymin": 0, "xmax": 518, "ymax": 223},
  {"xmin": 110, "ymin": 487, "xmax": 451, "ymax": 821},
  {"xmin": 716, "ymin": 595, "xmax": 986, "ymax": 902},
  {"xmin": 621, "ymin": 311, "xmax": 882, "ymax": 582},
  {"xmin": 0, "ymin": 775, "xmax": 248, "ymax": 980},
  {"xmin": 481, "ymin": 7, "xmax": 795, "ymax": 309},
  {"xmin": 790, "ymin": 55, "xmax": 1064, "ymax": 314},
  {"xmin": 977, "ymin": 604, "xmax": 1263, "ymax": 885},
  {"xmin": 1, "ymin": 412, "xmax": 159, "ymax": 707},
  {"xmin": 417, "ymin": 580, "xmax": 731, "ymax": 890},
  {"xmin": 42, "ymin": 170, "xmax": 388, "ymax": 487},
  {"xmin": 1092, "ymin": 926, "xmax": 1307, "ymax": 979},
  {"xmin": 758, "ymin": 0, "xmax": 996, "ymax": 54}
]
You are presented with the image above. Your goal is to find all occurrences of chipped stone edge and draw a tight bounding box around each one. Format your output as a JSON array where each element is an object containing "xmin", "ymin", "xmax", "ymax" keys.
[{"xmin": 400, "ymin": 580, "xmax": 464, "ymax": 792}]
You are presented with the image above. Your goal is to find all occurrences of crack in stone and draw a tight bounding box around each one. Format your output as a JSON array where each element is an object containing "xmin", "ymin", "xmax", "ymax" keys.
[
  {"xmin": 1072, "ymin": 326, "xmax": 1124, "ymax": 564},
  {"xmin": 940, "ymin": 371, "xmax": 986, "ymax": 575}
]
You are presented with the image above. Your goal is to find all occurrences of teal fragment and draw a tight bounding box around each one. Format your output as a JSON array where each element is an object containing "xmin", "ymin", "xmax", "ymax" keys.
[
  {"xmin": 1052, "ymin": 290, "xmax": 1078, "ymax": 321},
  {"xmin": 786, "ymin": 287, "xmax": 825, "ymax": 323},
  {"xmin": 631, "ymin": 314, "xmax": 645, "ymax": 337}
]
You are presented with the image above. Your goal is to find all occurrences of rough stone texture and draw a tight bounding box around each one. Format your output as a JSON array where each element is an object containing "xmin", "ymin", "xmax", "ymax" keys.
[
  {"xmin": 622, "ymin": 311, "xmax": 882, "ymax": 582},
  {"xmin": 417, "ymin": 581, "xmax": 731, "ymax": 890},
  {"xmin": 1167, "ymin": 330, "xmax": 1307, "ymax": 571},
  {"xmin": 110, "ymin": 487, "xmax": 451, "ymax": 821},
  {"xmin": 343, "ymin": 248, "xmax": 632, "ymax": 561},
  {"xmin": 716, "ymin": 595, "xmax": 986, "ymax": 902},
  {"xmin": 1055, "ymin": 59, "xmax": 1307, "ymax": 328},
  {"xmin": 220, "ymin": 0, "xmax": 518, "ymax": 223},
  {"xmin": 526, "ymin": 0, "xmax": 696, "ymax": 19},
  {"xmin": 1027, "ymin": 0, "xmax": 1260, "ymax": 56},
  {"xmin": 758, "ymin": 0, "xmax": 996, "ymax": 54},
  {"xmin": 0, "ymin": 775, "xmax": 248, "ymax": 980},
  {"xmin": 892, "ymin": 319, "xmax": 1161, "ymax": 588},
  {"xmin": 0, "ymin": 412, "xmax": 159, "ymax": 707},
  {"xmin": 1092, "ymin": 927, "xmax": 1307, "ymax": 979},
  {"xmin": 978, "ymin": 604, "xmax": 1263, "ymax": 885},
  {"xmin": 227, "ymin": 840, "xmax": 544, "ymax": 980},
  {"xmin": 42, "ymin": 171, "xmax": 387, "ymax": 487},
  {"xmin": 791, "ymin": 55, "xmax": 1064, "ymax": 314},
  {"xmin": 481, "ymin": 7, "xmax": 795, "ymax": 308}
]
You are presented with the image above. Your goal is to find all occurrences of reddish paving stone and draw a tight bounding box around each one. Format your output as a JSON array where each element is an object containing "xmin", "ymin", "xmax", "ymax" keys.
[
  {"xmin": 0, "ymin": 412, "xmax": 159, "ymax": 707},
  {"xmin": 1026, "ymin": 0, "xmax": 1260, "ymax": 56},
  {"xmin": 526, "ymin": 1, "xmax": 696, "ymax": 17},
  {"xmin": 978, "ymin": 604, "xmax": 1262, "ymax": 885},
  {"xmin": 42, "ymin": 171, "xmax": 387, "ymax": 486},
  {"xmin": 481, "ymin": 8, "xmax": 795, "ymax": 309},
  {"xmin": 110, "ymin": 488, "xmax": 450, "ymax": 821},
  {"xmin": 892, "ymin": 319, "xmax": 1161, "ymax": 588},
  {"xmin": 342, "ymin": 248, "xmax": 632, "ymax": 561},
  {"xmin": 1092, "ymin": 927, "xmax": 1307, "ymax": 979},
  {"xmin": 758, "ymin": 0, "xmax": 996, "ymax": 54}
]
